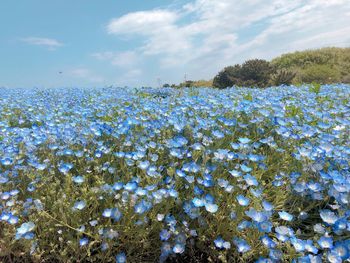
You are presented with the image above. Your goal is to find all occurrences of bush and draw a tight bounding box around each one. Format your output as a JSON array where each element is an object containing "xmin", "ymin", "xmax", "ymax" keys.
[
  {"xmin": 300, "ymin": 64, "xmax": 341, "ymax": 84},
  {"xmin": 269, "ymin": 69, "xmax": 296, "ymax": 86},
  {"xmin": 239, "ymin": 59, "xmax": 274, "ymax": 87},
  {"xmin": 213, "ymin": 65, "xmax": 242, "ymax": 89},
  {"xmin": 213, "ymin": 60, "xmax": 273, "ymax": 88}
]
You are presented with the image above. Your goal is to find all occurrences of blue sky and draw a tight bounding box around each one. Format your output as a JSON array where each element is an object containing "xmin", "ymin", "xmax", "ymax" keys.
[{"xmin": 1, "ymin": 0, "xmax": 349, "ymax": 88}]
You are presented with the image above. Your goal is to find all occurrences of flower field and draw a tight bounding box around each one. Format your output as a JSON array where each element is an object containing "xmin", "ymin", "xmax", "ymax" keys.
[{"xmin": 0, "ymin": 85, "xmax": 349, "ymax": 262}]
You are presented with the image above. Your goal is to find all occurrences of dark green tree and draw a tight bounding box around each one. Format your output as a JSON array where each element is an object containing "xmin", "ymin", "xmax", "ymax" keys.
[
  {"xmin": 213, "ymin": 65, "xmax": 242, "ymax": 89},
  {"xmin": 239, "ymin": 59, "xmax": 274, "ymax": 87}
]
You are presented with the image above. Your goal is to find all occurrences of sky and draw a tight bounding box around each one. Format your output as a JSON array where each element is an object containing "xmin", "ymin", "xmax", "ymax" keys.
[{"xmin": 0, "ymin": 0, "xmax": 350, "ymax": 88}]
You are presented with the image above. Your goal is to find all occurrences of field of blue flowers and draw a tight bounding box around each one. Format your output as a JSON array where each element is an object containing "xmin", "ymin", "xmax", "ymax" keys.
[{"xmin": 0, "ymin": 84, "xmax": 349, "ymax": 262}]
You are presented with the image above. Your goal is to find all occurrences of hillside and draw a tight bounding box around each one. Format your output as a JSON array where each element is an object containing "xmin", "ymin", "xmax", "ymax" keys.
[{"xmin": 271, "ymin": 47, "xmax": 350, "ymax": 84}]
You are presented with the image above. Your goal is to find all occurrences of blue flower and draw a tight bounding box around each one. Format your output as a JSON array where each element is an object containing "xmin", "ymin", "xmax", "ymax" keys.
[
  {"xmin": 115, "ymin": 252, "xmax": 126, "ymax": 263},
  {"xmin": 16, "ymin": 222, "xmax": 35, "ymax": 239},
  {"xmin": 318, "ymin": 236, "xmax": 334, "ymax": 249},
  {"xmin": 320, "ymin": 209, "xmax": 338, "ymax": 225},
  {"xmin": 73, "ymin": 200, "xmax": 86, "ymax": 210},
  {"xmin": 192, "ymin": 197, "xmax": 204, "ymax": 207},
  {"xmin": 159, "ymin": 229, "xmax": 171, "ymax": 241},
  {"xmin": 233, "ymin": 237, "xmax": 251, "ymax": 253},
  {"xmin": 236, "ymin": 195, "xmax": 250, "ymax": 206},
  {"xmin": 278, "ymin": 211, "xmax": 293, "ymax": 221},
  {"xmin": 173, "ymin": 243, "xmax": 185, "ymax": 254},
  {"xmin": 79, "ymin": 237, "xmax": 89, "ymax": 246},
  {"xmin": 205, "ymin": 203, "xmax": 218, "ymax": 213},
  {"xmin": 72, "ymin": 175, "xmax": 84, "ymax": 184},
  {"xmin": 102, "ymin": 208, "xmax": 122, "ymax": 222}
]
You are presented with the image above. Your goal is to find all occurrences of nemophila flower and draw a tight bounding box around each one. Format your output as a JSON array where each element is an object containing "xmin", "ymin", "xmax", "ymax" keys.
[
  {"xmin": 313, "ymin": 223, "xmax": 326, "ymax": 234},
  {"xmin": 275, "ymin": 226, "xmax": 294, "ymax": 237},
  {"xmin": 245, "ymin": 208, "xmax": 267, "ymax": 223},
  {"xmin": 278, "ymin": 211, "xmax": 294, "ymax": 221},
  {"xmin": 79, "ymin": 237, "xmax": 89, "ymax": 246},
  {"xmin": 320, "ymin": 209, "xmax": 338, "ymax": 225},
  {"xmin": 115, "ymin": 252, "xmax": 126, "ymax": 263},
  {"xmin": 0, "ymin": 212, "xmax": 11, "ymax": 221},
  {"xmin": 318, "ymin": 236, "xmax": 334, "ymax": 249},
  {"xmin": 290, "ymin": 237, "xmax": 305, "ymax": 252},
  {"xmin": 1, "ymin": 192, "xmax": 10, "ymax": 200},
  {"xmin": 238, "ymin": 137, "xmax": 251, "ymax": 144},
  {"xmin": 240, "ymin": 164, "xmax": 252, "ymax": 173},
  {"xmin": 236, "ymin": 195, "xmax": 250, "ymax": 206},
  {"xmin": 102, "ymin": 208, "xmax": 122, "ymax": 222},
  {"xmin": 260, "ymin": 235, "xmax": 276, "ymax": 248},
  {"xmin": 8, "ymin": 215, "xmax": 19, "ymax": 224},
  {"xmin": 327, "ymin": 252, "xmax": 342, "ymax": 263},
  {"xmin": 269, "ymin": 249, "xmax": 283, "ymax": 261},
  {"xmin": 72, "ymin": 175, "xmax": 84, "ymax": 184},
  {"xmin": 1, "ymin": 157, "xmax": 13, "ymax": 166},
  {"xmin": 16, "ymin": 222, "xmax": 35, "ymax": 239},
  {"xmin": 250, "ymin": 187, "xmax": 262, "ymax": 197},
  {"xmin": 173, "ymin": 243, "xmax": 185, "ymax": 254},
  {"xmin": 257, "ymin": 221, "xmax": 273, "ymax": 233},
  {"xmin": 124, "ymin": 181, "xmax": 138, "ymax": 191},
  {"xmin": 89, "ymin": 220, "xmax": 98, "ymax": 226},
  {"xmin": 192, "ymin": 197, "xmax": 204, "ymax": 207},
  {"xmin": 159, "ymin": 229, "xmax": 171, "ymax": 241},
  {"xmin": 73, "ymin": 200, "xmax": 86, "ymax": 210},
  {"xmin": 229, "ymin": 170, "xmax": 242, "ymax": 177},
  {"xmin": 262, "ymin": 200, "xmax": 274, "ymax": 211},
  {"xmin": 205, "ymin": 203, "xmax": 218, "ymax": 213},
  {"xmin": 305, "ymin": 240, "xmax": 318, "ymax": 254},
  {"xmin": 332, "ymin": 243, "xmax": 349, "ymax": 260},
  {"xmin": 233, "ymin": 238, "xmax": 251, "ymax": 253},
  {"xmin": 58, "ymin": 163, "xmax": 73, "ymax": 174},
  {"xmin": 214, "ymin": 236, "xmax": 231, "ymax": 249},
  {"xmin": 134, "ymin": 200, "xmax": 152, "ymax": 214},
  {"xmin": 244, "ymin": 174, "xmax": 259, "ymax": 186},
  {"xmin": 237, "ymin": 220, "xmax": 251, "ymax": 231}
]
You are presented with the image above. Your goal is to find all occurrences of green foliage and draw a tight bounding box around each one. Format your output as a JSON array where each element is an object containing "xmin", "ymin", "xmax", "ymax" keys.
[
  {"xmin": 239, "ymin": 59, "xmax": 274, "ymax": 87},
  {"xmin": 269, "ymin": 69, "xmax": 296, "ymax": 86},
  {"xmin": 271, "ymin": 47, "xmax": 350, "ymax": 84},
  {"xmin": 309, "ymin": 82, "xmax": 321, "ymax": 94},
  {"xmin": 213, "ymin": 60, "xmax": 273, "ymax": 88},
  {"xmin": 213, "ymin": 65, "xmax": 241, "ymax": 89},
  {"xmin": 300, "ymin": 64, "xmax": 341, "ymax": 84}
]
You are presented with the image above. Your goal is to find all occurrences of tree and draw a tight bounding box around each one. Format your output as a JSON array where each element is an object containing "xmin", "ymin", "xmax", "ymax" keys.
[
  {"xmin": 213, "ymin": 60, "xmax": 273, "ymax": 88},
  {"xmin": 213, "ymin": 65, "xmax": 242, "ymax": 89},
  {"xmin": 239, "ymin": 59, "xmax": 274, "ymax": 87}
]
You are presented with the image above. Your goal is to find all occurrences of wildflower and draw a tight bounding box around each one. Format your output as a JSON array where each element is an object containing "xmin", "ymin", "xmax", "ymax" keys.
[
  {"xmin": 73, "ymin": 200, "xmax": 86, "ymax": 211},
  {"xmin": 236, "ymin": 195, "xmax": 250, "ymax": 206},
  {"xmin": 278, "ymin": 211, "xmax": 293, "ymax": 221}
]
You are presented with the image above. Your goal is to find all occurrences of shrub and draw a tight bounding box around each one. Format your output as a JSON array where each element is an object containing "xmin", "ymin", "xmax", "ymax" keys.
[
  {"xmin": 213, "ymin": 60, "xmax": 274, "ymax": 88},
  {"xmin": 213, "ymin": 65, "xmax": 242, "ymax": 89},
  {"xmin": 269, "ymin": 69, "xmax": 296, "ymax": 86},
  {"xmin": 239, "ymin": 59, "xmax": 274, "ymax": 87},
  {"xmin": 300, "ymin": 64, "xmax": 341, "ymax": 84}
]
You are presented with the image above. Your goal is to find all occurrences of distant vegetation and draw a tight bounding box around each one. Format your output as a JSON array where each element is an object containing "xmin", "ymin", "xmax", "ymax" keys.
[
  {"xmin": 271, "ymin": 47, "xmax": 350, "ymax": 85},
  {"xmin": 170, "ymin": 47, "xmax": 350, "ymax": 89}
]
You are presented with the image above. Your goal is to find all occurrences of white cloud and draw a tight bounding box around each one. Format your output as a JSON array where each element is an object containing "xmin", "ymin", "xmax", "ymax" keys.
[
  {"xmin": 92, "ymin": 51, "xmax": 139, "ymax": 68},
  {"xmin": 105, "ymin": 0, "xmax": 350, "ymax": 81},
  {"xmin": 69, "ymin": 68, "xmax": 104, "ymax": 83},
  {"xmin": 20, "ymin": 37, "xmax": 63, "ymax": 50}
]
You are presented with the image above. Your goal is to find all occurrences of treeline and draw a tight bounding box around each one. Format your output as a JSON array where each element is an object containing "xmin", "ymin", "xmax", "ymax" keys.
[
  {"xmin": 166, "ymin": 47, "xmax": 350, "ymax": 89},
  {"xmin": 213, "ymin": 47, "xmax": 350, "ymax": 88}
]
